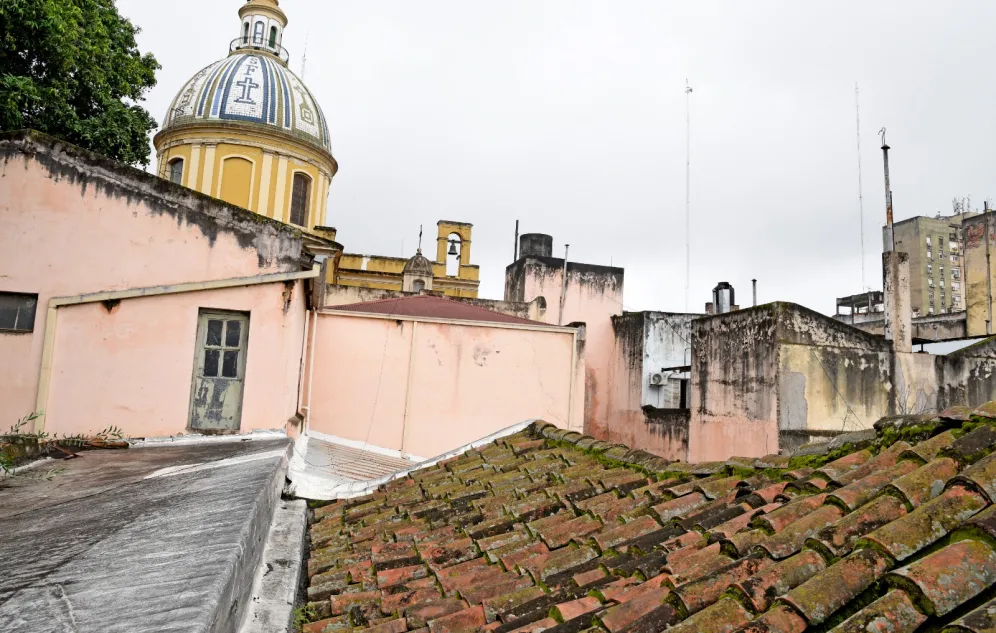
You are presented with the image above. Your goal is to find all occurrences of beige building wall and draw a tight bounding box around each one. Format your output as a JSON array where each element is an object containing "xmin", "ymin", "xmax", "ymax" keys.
[
  {"xmin": 963, "ymin": 213, "xmax": 996, "ymax": 336},
  {"xmin": 891, "ymin": 213, "xmax": 973, "ymax": 317},
  {"xmin": 307, "ymin": 312, "xmax": 584, "ymax": 459}
]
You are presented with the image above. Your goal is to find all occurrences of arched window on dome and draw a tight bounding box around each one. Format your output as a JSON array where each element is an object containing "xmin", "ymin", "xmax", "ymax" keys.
[
  {"xmin": 413, "ymin": 280, "xmax": 426, "ymax": 293},
  {"xmin": 253, "ymin": 21, "xmax": 265, "ymax": 46},
  {"xmin": 168, "ymin": 158, "xmax": 184, "ymax": 185},
  {"xmin": 243, "ymin": 22, "xmax": 250, "ymax": 44},
  {"xmin": 290, "ymin": 173, "xmax": 312, "ymax": 227},
  {"xmin": 269, "ymin": 26, "xmax": 278, "ymax": 49}
]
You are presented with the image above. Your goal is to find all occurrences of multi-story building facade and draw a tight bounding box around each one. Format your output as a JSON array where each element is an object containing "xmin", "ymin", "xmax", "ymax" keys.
[{"xmin": 888, "ymin": 211, "xmax": 977, "ymax": 316}]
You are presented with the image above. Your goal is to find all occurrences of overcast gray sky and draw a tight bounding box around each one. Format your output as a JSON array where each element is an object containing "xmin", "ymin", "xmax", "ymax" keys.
[{"xmin": 119, "ymin": 0, "xmax": 996, "ymax": 314}]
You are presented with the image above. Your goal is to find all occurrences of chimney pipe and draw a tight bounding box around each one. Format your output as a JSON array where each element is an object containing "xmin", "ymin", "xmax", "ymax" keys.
[{"xmin": 752, "ymin": 279, "xmax": 757, "ymax": 307}]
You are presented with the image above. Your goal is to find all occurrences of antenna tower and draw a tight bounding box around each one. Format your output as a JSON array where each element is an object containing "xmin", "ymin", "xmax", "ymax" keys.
[
  {"xmin": 684, "ymin": 80, "xmax": 693, "ymax": 311},
  {"xmin": 855, "ymin": 83, "xmax": 866, "ymax": 291},
  {"xmin": 301, "ymin": 33, "xmax": 309, "ymax": 79}
]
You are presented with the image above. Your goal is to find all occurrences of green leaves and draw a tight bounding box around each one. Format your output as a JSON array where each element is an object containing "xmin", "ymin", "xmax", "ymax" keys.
[{"xmin": 0, "ymin": 0, "xmax": 160, "ymax": 165}]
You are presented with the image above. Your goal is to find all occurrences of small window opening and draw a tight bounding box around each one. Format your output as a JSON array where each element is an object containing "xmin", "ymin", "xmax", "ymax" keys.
[
  {"xmin": 269, "ymin": 26, "xmax": 278, "ymax": 48},
  {"xmin": 243, "ymin": 22, "xmax": 250, "ymax": 43},
  {"xmin": 290, "ymin": 173, "xmax": 311, "ymax": 227},
  {"xmin": 168, "ymin": 158, "xmax": 184, "ymax": 185},
  {"xmin": 413, "ymin": 280, "xmax": 426, "ymax": 293},
  {"xmin": 0, "ymin": 292, "xmax": 38, "ymax": 332}
]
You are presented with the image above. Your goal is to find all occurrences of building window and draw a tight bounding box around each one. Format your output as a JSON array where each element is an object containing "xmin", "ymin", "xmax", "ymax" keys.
[
  {"xmin": 929, "ymin": 306, "xmax": 935, "ymax": 315},
  {"xmin": 927, "ymin": 250, "xmax": 932, "ymax": 260},
  {"xmin": 253, "ymin": 21, "xmax": 265, "ymax": 45},
  {"xmin": 290, "ymin": 173, "xmax": 311, "ymax": 227},
  {"xmin": 927, "ymin": 264, "xmax": 932, "ymax": 275},
  {"xmin": 954, "ymin": 294, "xmax": 962, "ymax": 304},
  {"xmin": 168, "ymin": 158, "xmax": 184, "ymax": 185},
  {"xmin": 0, "ymin": 292, "xmax": 38, "ymax": 332},
  {"xmin": 926, "ymin": 237, "xmax": 932, "ymax": 247},
  {"xmin": 928, "ymin": 278, "xmax": 934, "ymax": 287},
  {"xmin": 413, "ymin": 280, "xmax": 425, "ymax": 293},
  {"xmin": 952, "ymin": 255, "xmax": 959, "ymax": 263},
  {"xmin": 269, "ymin": 26, "xmax": 278, "ymax": 48},
  {"xmin": 243, "ymin": 22, "xmax": 250, "ymax": 43},
  {"xmin": 953, "ymin": 268, "xmax": 961, "ymax": 280}
]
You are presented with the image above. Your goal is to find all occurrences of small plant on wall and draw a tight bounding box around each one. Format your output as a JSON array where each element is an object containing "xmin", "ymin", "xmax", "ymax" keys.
[{"xmin": 1, "ymin": 412, "xmax": 126, "ymax": 476}]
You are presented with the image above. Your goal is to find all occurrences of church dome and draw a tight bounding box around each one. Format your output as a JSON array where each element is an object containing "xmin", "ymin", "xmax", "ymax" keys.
[
  {"xmin": 403, "ymin": 249, "xmax": 434, "ymax": 275},
  {"xmin": 161, "ymin": 52, "xmax": 332, "ymax": 155}
]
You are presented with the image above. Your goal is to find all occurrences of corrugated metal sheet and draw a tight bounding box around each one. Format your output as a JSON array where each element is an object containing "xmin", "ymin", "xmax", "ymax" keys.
[{"xmin": 302, "ymin": 437, "xmax": 414, "ymax": 482}]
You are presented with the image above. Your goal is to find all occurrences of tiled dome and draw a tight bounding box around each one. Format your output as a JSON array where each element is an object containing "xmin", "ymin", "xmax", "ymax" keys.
[
  {"xmin": 403, "ymin": 249, "xmax": 435, "ymax": 276},
  {"xmin": 162, "ymin": 52, "xmax": 331, "ymax": 154}
]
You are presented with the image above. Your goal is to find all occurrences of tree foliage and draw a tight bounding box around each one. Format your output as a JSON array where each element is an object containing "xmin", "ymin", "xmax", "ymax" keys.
[{"xmin": 0, "ymin": 0, "xmax": 160, "ymax": 165}]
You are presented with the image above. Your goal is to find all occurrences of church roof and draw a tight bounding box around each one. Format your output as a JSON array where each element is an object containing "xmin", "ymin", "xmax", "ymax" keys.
[
  {"xmin": 301, "ymin": 406, "xmax": 996, "ymax": 633},
  {"xmin": 161, "ymin": 52, "xmax": 332, "ymax": 155},
  {"xmin": 330, "ymin": 295, "xmax": 539, "ymax": 326}
]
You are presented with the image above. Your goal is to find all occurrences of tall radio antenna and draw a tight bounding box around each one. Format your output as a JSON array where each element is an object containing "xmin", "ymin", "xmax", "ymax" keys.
[
  {"xmin": 855, "ymin": 82, "xmax": 867, "ymax": 291},
  {"xmin": 684, "ymin": 79, "xmax": 693, "ymax": 311},
  {"xmin": 301, "ymin": 32, "xmax": 310, "ymax": 79}
]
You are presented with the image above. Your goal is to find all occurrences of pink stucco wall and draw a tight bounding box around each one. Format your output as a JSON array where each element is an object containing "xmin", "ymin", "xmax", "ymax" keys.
[
  {"xmin": 519, "ymin": 266, "xmax": 622, "ymax": 440},
  {"xmin": 0, "ymin": 136, "xmax": 306, "ymax": 436},
  {"xmin": 686, "ymin": 417, "xmax": 779, "ymax": 463},
  {"xmin": 307, "ymin": 312, "xmax": 584, "ymax": 459},
  {"xmin": 45, "ymin": 284, "xmax": 306, "ymax": 437}
]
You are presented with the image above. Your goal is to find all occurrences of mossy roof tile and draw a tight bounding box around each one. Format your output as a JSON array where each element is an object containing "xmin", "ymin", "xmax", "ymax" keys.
[{"xmin": 300, "ymin": 412, "xmax": 996, "ymax": 632}]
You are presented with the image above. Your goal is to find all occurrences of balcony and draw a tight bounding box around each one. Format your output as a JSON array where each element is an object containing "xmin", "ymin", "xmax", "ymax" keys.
[{"xmin": 230, "ymin": 36, "xmax": 290, "ymax": 64}]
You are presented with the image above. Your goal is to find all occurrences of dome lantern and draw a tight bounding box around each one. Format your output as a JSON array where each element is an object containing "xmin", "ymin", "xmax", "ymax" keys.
[
  {"xmin": 233, "ymin": 0, "xmax": 290, "ymax": 66},
  {"xmin": 153, "ymin": 0, "xmax": 336, "ymax": 234}
]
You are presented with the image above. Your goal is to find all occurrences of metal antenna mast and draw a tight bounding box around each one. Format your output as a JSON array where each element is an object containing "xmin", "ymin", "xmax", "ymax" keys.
[
  {"xmin": 684, "ymin": 80, "xmax": 693, "ymax": 311},
  {"xmin": 855, "ymin": 83, "xmax": 867, "ymax": 290},
  {"xmin": 301, "ymin": 32, "xmax": 309, "ymax": 79}
]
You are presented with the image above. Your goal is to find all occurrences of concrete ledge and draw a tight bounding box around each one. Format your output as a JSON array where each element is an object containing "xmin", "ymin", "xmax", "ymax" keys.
[{"xmin": 239, "ymin": 499, "xmax": 308, "ymax": 633}]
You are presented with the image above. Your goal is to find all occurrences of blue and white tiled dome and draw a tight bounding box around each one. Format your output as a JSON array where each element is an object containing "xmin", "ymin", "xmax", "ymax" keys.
[{"xmin": 163, "ymin": 52, "xmax": 332, "ymax": 154}]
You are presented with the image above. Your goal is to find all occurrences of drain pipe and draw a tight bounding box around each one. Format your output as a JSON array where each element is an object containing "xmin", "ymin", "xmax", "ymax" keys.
[
  {"xmin": 304, "ymin": 307, "xmax": 319, "ymax": 433},
  {"xmin": 34, "ymin": 265, "xmax": 320, "ymax": 433},
  {"xmin": 400, "ymin": 321, "xmax": 419, "ymax": 458},
  {"xmin": 558, "ymin": 244, "xmax": 570, "ymax": 326}
]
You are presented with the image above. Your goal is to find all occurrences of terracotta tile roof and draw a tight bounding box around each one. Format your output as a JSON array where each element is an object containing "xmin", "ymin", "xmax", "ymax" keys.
[
  {"xmin": 300, "ymin": 404, "xmax": 996, "ymax": 633},
  {"xmin": 329, "ymin": 295, "xmax": 539, "ymax": 326}
]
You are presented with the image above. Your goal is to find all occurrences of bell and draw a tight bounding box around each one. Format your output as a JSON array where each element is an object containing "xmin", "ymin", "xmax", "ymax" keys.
[{"xmin": 448, "ymin": 241, "xmax": 458, "ymax": 256}]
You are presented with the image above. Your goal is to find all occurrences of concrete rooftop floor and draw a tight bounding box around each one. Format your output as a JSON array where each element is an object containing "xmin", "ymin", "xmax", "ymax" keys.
[{"xmin": 0, "ymin": 438, "xmax": 291, "ymax": 633}]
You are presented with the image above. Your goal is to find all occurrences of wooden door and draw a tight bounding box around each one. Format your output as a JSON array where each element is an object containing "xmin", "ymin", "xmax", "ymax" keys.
[{"xmin": 188, "ymin": 312, "xmax": 249, "ymax": 431}]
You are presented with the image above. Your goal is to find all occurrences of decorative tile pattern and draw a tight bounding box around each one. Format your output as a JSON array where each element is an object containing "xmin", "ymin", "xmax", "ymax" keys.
[{"xmin": 164, "ymin": 53, "xmax": 331, "ymax": 153}]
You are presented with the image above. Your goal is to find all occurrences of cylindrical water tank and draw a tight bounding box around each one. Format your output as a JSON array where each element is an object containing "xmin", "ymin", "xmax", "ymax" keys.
[{"xmin": 519, "ymin": 233, "xmax": 553, "ymax": 258}]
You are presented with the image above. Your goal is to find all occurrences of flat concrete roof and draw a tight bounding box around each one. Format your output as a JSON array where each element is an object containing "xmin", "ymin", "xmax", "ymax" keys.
[{"xmin": 0, "ymin": 438, "xmax": 290, "ymax": 633}]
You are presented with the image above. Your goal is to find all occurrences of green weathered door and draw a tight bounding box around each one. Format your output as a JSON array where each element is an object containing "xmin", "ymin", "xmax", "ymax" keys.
[{"xmin": 188, "ymin": 312, "xmax": 249, "ymax": 431}]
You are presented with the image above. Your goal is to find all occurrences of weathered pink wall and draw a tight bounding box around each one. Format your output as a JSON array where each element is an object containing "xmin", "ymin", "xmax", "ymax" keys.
[
  {"xmin": 308, "ymin": 312, "xmax": 584, "ymax": 459},
  {"xmin": 0, "ymin": 134, "xmax": 306, "ymax": 436},
  {"xmin": 687, "ymin": 417, "xmax": 779, "ymax": 463},
  {"xmin": 513, "ymin": 264, "xmax": 623, "ymax": 440},
  {"xmin": 45, "ymin": 284, "xmax": 306, "ymax": 437}
]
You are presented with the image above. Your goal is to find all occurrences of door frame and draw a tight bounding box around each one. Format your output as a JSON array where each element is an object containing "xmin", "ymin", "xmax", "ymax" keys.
[{"xmin": 187, "ymin": 308, "xmax": 251, "ymax": 434}]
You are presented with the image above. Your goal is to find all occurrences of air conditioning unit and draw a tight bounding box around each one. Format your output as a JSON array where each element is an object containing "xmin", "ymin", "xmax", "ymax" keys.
[{"xmin": 649, "ymin": 372, "xmax": 666, "ymax": 387}]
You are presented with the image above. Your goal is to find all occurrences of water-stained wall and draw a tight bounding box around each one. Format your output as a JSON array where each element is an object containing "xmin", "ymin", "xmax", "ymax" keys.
[
  {"xmin": 691, "ymin": 302, "xmax": 996, "ymax": 459},
  {"xmin": 0, "ymin": 131, "xmax": 307, "ymax": 436},
  {"xmin": 505, "ymin": 256, "xmax": 623, "ymax": 439}
]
